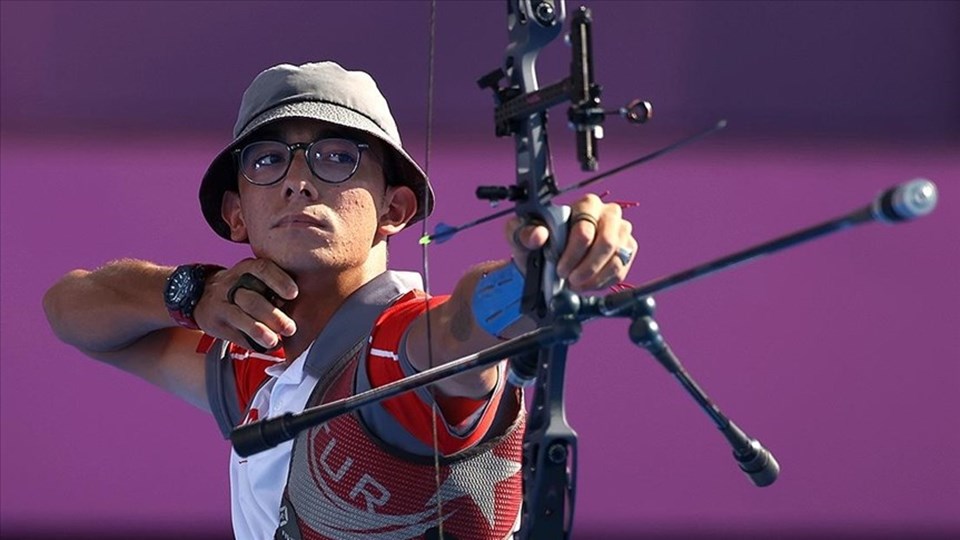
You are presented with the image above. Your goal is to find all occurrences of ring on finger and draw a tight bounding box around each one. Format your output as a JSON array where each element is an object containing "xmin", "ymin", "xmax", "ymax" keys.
[
  {"xmin": 615, "ymin": 246, "xmax": 634, "ymax": 265},
  {"xmin": 570, "ymin": 212, "xmax": 599, "ymax": 229}
]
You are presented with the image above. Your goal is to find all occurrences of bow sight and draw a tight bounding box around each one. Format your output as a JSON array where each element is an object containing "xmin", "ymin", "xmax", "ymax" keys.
[{"xmin": 476, "ymin": 3, "xmax": 652, "ymax": 195}]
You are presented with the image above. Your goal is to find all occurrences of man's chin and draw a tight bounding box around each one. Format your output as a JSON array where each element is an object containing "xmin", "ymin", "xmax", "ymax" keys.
[{"xmin": 269, "ymin": 251, "xmax": 350, "ymax": 275}]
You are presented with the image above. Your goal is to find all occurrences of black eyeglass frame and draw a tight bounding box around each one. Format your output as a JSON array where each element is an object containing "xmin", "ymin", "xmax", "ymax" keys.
[{"xmin": 232, "ymin": 138, "xmax": 371, "ymax": 186}]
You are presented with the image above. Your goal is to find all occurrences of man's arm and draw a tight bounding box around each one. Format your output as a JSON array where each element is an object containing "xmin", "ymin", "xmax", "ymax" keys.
[
  {"xmin": 43, "ymin": 257, "xmax": 298, "ymax": 412},
  {"xmin": 403, "ymin": 260, "xmax": 523, "ymax": 399},
  {"xmin": 43, "ymin": 259, "xmax": 212, "ymax": 410},
  {"xmin": 405, "ymin": 194, "xmax": 637, "ymax": 398}
]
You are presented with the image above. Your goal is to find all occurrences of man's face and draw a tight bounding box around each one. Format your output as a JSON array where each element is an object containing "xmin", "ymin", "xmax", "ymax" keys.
[{"xmin": 221, "ymin": 118, "xmax": 399, "ymax": 273}]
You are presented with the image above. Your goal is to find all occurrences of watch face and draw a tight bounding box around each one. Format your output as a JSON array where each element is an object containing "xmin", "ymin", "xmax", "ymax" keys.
[{"xmin": 165, "ymin": 267, "xmax": 195, "ymax": 308}]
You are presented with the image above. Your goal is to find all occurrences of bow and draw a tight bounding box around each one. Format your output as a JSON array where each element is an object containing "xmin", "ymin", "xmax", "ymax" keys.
[
  {"xmin": 477, "ymin": 2, "xmax": 586, "ymax": 537},
  {"xmin": 422, "ymin": 2, "xmax": 614, "ymax": 537}
]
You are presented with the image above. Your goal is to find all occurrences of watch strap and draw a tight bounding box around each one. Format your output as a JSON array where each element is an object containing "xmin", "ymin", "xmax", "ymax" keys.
[{"xmin": 165, "ymin": 264, "xmax": 225, "ymax": 330}]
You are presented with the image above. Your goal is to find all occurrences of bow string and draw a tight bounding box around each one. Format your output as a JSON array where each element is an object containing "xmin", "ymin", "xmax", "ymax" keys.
[{"xmin": 418, "ymin": 1, "xmax": 446, "ymax": 536}]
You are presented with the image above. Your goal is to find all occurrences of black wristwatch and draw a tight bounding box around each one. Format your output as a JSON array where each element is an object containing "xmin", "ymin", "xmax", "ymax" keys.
[{"xmin": 163, "ymin": 264, "xmax": 224, "ymax": 330}]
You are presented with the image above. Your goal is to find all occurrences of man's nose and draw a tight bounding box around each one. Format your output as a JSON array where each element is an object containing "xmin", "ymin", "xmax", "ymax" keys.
[{"xmin": 281, "ymin": 150, "xmax": 318, "ymax": 200}]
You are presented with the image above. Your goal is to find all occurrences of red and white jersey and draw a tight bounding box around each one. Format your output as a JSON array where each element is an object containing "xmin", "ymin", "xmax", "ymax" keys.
[
  {"xmin": 279, "ymin": 328, "xmax": 524, "ymax": 539},
  {"xmin": 202, "ymin": 271, "xmax": 524, "ymax": 540}
]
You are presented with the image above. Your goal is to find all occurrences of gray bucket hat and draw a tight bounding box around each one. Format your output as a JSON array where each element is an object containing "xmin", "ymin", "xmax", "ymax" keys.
[{"xmin": 199, "ymin": 61, "xmax": 434, "ymax": 241}]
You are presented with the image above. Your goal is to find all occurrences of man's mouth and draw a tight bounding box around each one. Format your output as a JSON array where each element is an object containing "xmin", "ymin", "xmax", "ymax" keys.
[{"xmin": 273, "ymin": 213, "xmax": 330, "ymax": 230}]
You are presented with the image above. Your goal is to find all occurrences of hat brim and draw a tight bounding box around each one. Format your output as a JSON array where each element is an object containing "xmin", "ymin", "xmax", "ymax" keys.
[{"xmin": 199, "ymin": 100, "xmax": 434, "ymax": 242}]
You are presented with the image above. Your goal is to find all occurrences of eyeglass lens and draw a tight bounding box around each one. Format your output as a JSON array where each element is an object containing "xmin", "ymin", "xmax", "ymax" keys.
[{"xmin": 239, "ymin": 138, "xmax": 363, "ymax": 185}]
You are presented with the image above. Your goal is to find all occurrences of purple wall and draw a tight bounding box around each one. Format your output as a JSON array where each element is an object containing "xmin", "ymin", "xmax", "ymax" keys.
[
  {"xmin": 3, "ymin": 1, "xmax": 958, "ymax": 138},
  {"xmin": 2, "ymin": 1, "xmax": 958, "ymax": 537}
]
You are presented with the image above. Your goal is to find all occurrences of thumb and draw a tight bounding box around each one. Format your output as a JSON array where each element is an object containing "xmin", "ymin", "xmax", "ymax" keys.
[{"xmin": 505, "ymin": 217, "xmax": 550, "ymax": 272}]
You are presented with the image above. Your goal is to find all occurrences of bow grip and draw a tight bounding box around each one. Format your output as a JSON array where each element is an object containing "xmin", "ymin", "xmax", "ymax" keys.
[{"xmin": 520, "ymin": 204, "xmax": 571, "ymax": 320}]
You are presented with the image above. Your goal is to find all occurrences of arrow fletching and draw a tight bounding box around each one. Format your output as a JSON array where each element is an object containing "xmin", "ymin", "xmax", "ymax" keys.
[{"xmin": 430, "ymin": 222, "xmax": 458, "ymax": 244}]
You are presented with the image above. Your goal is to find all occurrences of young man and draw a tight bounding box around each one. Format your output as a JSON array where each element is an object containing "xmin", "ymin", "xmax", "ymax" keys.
[{"xmin": 43, "ymin": 62, "xmax": 637, "ymax": 539}]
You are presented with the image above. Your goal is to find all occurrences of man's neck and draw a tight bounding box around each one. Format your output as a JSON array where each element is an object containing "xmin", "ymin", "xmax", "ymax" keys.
[{"xmin": 279, "ymin": 263, "xmax": 384, "ymax": 360}]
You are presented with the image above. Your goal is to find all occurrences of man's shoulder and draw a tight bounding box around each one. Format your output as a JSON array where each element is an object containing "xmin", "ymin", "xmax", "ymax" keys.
[{"xmin": 381, "ymin": 288, "xmax": 448, "ymax": 318}]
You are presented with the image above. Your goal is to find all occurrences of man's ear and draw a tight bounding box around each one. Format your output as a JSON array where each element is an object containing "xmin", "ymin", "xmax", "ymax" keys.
[
  {"xmin": 379, "ymin": 185, "xmax": 417, "ymax": 237},
  {"xmin": 221, "ymin": 191, "xmax": 249, "ymax": 242}
]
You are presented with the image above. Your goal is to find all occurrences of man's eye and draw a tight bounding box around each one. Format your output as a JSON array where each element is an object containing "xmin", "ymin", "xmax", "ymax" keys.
[
  {"xmin": 317, "ymin": 151, "xmax": 357, "ymax": 165},
  {"xmin": 253, "ymin": 153, "xmax": 285, "ymax": 169}
]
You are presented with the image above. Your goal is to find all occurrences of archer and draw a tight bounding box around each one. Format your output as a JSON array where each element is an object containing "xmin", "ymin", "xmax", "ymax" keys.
[{"xmin": 43, "ymin": 61, "xmax": 638, "ymax": 539}]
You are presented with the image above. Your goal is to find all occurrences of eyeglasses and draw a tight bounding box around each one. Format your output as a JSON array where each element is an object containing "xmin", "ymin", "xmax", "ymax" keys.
[{"xmin": 234, "ymin": 138, "xmax": 370, "ymax": 186}]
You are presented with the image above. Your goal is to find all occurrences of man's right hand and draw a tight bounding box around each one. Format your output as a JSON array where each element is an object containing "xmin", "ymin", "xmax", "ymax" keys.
[
  {"xmin": 193, "ymin": 258, "xmax": 299, "ymax": 351},
  {"xmin": 44, "ymin": 257, "xmax": 296, "ymax": 411}
]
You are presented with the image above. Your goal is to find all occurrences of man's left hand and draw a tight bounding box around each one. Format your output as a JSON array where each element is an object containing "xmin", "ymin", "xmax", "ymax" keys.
[{"xmin": 505, "ymin": 193, "xmax": 637, "ymax": 292}]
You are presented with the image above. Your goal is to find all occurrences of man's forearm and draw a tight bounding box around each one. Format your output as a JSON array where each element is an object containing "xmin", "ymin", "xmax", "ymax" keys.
[
  {"xmin": 447, "ymin": 260, "xmax": 535, "ymax": 348},
  {"xmin": 44, "ymin": 259, "xmax": 176, "ymax": 353},
  {"xmin": 405, "ymin": 259, "xmax": 534, "ymax": 398}
]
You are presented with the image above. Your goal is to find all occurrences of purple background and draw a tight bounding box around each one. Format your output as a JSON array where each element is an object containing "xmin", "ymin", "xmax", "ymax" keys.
[{"xmin": 2, "ymin": 1, "xmax": 958, "ymax": 538}]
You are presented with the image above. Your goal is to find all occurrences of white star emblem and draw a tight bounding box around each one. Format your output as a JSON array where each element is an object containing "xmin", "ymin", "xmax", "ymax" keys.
[{"xmin": 425, "ymin": 451, "xmax": 522, "ymax": 529}]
